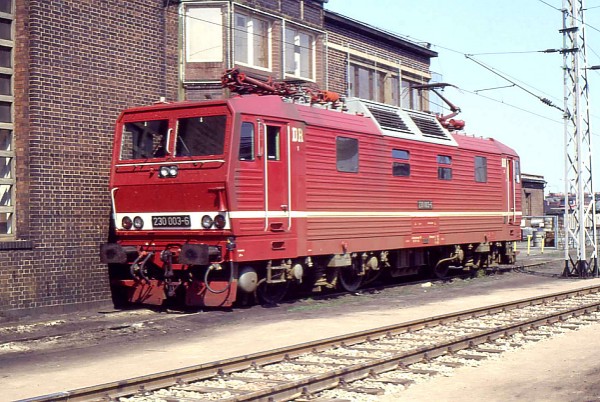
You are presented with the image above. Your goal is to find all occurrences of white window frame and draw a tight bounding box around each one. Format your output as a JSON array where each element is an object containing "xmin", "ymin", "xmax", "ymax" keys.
[
  {"xmin": 284, "ymin": 26, "xmax": 314, "ymax": 81},
  {"xmin": 234, "ymin": 12, "xmax": 271, "ymax": 71},
  {"xmin": 0, "ymin": 1, "xmax": 13, "ymax": 239}
]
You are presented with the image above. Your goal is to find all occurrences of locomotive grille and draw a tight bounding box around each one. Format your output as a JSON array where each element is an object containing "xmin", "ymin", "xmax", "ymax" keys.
[
  {"xmin": 408, "ymin": 113, "xmax": 450, "ymax": 140},
  {"xmin": 367, "ymin": 106, "xmax": 411, "ymax": 133}
]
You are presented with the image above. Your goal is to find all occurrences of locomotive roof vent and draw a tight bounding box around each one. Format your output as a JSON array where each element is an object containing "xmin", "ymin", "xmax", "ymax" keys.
[
  {"xmin": 405, "ymin": 110, "xmax": 452, "ymax": 141},
  {"xmin": 365, "ymin": 104, "xmax": 411, "ymax": 134},
  {"xmin": 345, "ymin": 98, "xmax": 458, "ymax": 147}
]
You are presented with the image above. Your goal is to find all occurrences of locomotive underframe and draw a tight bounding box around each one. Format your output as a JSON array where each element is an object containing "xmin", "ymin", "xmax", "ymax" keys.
[{"xmin": 103, "ymin": 239, "xmax": 516, "ymax": 308}]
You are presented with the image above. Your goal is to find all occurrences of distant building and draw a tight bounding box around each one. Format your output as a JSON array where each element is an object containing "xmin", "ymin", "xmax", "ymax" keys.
[{"xmin": 521, "ymin": 173, "xmax": 546, "ymax": 217}]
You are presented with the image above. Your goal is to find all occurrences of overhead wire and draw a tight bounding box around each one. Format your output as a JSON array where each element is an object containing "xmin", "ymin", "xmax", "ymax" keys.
[
  {"xmin": 467, "ymin": 50, "xmax": 554, "ymax": 56},
  {"xmin": 464, "ymin": 54, "xmax": 564, "ymax": 112}
]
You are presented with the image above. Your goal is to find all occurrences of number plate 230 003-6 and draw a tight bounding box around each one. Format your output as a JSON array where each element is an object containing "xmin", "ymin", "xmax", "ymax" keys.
[{"xmin": 152, "ymin": 215, "xmax": 191, "ymax": 228}]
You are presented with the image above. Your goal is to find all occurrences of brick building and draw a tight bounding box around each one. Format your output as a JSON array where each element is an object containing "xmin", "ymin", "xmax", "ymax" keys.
[
  {"xmin": 521, "ymin": 173, "xmax": 546, "ymax": 217},
  {"xmin": 1, "ymin": 0, "xmax": 436, "ymax": 317},
  {"xmin": 324, "ymin": 11, "xmax": 436, "ymax": 108},
  {"xmin": 2, "ymin": 0, "xmax": 180, "ymax": 318}
]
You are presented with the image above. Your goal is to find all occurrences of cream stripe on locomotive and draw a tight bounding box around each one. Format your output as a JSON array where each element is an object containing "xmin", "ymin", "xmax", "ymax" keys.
[
  {"xmin": 115, "ymin": 210, "xmax": 522, "ymax": 230},
  {"xmin": 229, "ymin": 211, "xmax": 523, "ymax": 219}
]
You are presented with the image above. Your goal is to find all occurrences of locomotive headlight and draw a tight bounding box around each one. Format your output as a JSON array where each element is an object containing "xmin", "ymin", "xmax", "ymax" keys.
[
  {"xmin": 201, "ymin": 215, "xmax": 213, "ymax": 229},
  {"xmin": 214, "ymin": 214, "xmax": 226, "ymax": 229},
  {"xmin": 122, "ymin": 216, "xmax": 133, "ymax": 230},
  {"xmin": 159, "ymin": 166, "xmax": 170, "ymax": 178},
  {"xmin": 133, "ymin": 216, "xmax": 144, "ymax": 229},
  {"xmin": 158, "ymin": 165, "xmax": 178, "ymax": 178}
]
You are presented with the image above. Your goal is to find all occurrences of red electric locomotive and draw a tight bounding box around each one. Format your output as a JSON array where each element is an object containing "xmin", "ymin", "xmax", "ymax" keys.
[{"xmin": 101, "ymin": 71, "xmax": 521, "ymax": 307}]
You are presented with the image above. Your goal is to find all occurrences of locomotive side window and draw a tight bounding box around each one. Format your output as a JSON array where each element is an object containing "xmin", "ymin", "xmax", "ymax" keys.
[
  {"xmin": 437, "ymin": 155, "xmax": 452, "ymax": 164},
  {"xmin": 437, "ymin": 154, "xmax": 452, "ymax": 180},
  {"xmin": 120, "ymin": 120, "xmax": 169, "ymax": 160},
  {"xmin": 514, "ymin": 160, "xmax": 521, "ymax": 183},
  {"xmin": 392, "ymin": 149, "xmax": 410, "ymax": 177},
  {"xmin": 176, "ymin": 115, "xmax": 226, "ymax": 157},
  {"xmin": 475, "ymin": 156, "xmax": 487, "ymax": 183},
  {"xmin": 336, "ymin": 136, "xmax": 359, "ymax": 173},
  {"xmin": 266, "ymin": 126, "xmax": 280, "ymax": 160},
  {"xmin": 239, "ymin": 122, "xmax": 255, "ymax": 161}
]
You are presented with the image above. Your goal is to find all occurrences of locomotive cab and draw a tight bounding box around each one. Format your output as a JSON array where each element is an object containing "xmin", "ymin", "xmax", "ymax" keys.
[{"xmin": 101, "ymin": 102, "xmax": 242, "ymax": 307}]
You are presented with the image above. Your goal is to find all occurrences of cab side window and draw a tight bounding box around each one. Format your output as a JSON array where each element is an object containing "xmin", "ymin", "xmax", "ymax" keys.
[
  {"xmin": 337, "ymin": 136, "xmax": 359, "ymax": 173},
  {"xmin": 239, "ymin": 122, "xmax": 254, "ymax": 161}
]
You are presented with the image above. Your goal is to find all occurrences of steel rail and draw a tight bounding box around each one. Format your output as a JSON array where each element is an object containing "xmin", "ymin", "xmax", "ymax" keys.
[
  {"xmin": 234, "ymin": 294, "xmax": 600, "ymax": 401},
  {"xmin": 21, "ymin": 283, "xmax": 600, "ymax": 402}
]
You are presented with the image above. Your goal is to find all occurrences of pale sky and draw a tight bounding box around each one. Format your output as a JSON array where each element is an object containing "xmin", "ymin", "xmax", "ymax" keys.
[{"xmin": 326, "ymin": 0, "xmax": 600, "ymax": 193}]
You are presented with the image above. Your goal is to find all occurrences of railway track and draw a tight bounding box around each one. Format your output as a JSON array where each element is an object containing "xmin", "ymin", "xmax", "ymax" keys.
[{"xmin": 23, "ymin": 282, "xmax": 600, "ymax": 402}]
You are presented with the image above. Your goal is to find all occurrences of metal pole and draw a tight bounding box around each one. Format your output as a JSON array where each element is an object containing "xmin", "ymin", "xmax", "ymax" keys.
[{"xmin": 561, "ymin": 0, "xmax": 598, "ymax": 277}]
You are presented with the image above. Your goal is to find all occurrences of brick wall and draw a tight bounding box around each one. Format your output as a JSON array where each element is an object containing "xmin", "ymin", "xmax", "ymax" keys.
[
  {"xmin": 326, "ymin": 24, "xmax": 432, "ymax": 73},
  {"xmin": 325, "ymin": 14, "xmax": 434, "ymax": 97},
  {"xmin": 0, "ymin": 0, "xmax": 179, "ymax": 318},
  {"xmin": 239, "ymin": 0, "xmax": 324, "ymax": 25},
  {"xmin": 325, "ymin": 48, "xmax": 347, "ymax": 95}
]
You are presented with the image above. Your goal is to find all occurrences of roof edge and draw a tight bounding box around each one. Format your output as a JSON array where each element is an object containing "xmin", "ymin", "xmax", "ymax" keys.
[{"xmin": 324, "ymin": 10, "xmax": 438, "ymax": 58}]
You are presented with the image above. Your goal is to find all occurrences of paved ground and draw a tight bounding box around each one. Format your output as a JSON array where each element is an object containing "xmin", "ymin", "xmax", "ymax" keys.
[{"xmin": 3, "ymin": 246, "xmax": 600, "ymax": 401}]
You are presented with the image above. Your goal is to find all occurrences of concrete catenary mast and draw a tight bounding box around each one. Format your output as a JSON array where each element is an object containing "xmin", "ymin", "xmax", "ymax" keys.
[{"xmin": 561, "ymin": 0, "xmax": 598, "ymax": 277}]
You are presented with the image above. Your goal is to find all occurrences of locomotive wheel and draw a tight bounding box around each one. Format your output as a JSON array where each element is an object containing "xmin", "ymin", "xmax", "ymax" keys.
[
  {"xmin": 256, "ymin": 278, "xmax": 289, "ymax": 305},
  {"xmin": 338, "ymin": 265, "xmax": 363, "ymax": 292}
]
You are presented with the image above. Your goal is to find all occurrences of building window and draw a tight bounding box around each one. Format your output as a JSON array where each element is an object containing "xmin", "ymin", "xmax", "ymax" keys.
[
  {"xmin": 392, "ymin": 149, "xmax": 410, "ymax": 177},
  {"xmin": 0, "ymin": 129, "xmax": 13, "ymax": 235},
  {"xmin": 475, "ymin": 156, "xmax": 487, "ymax": 183},
  {"xmin": 234, "ymin": 13, "xmax": 270, "ymax": 69},
  {"xmin": 401, "ymin": 79, "xmax": 426, "ymax": 111},
  {"xmin": 239, "ymin": 122, "xmax": 254, "ymax": 161},
  {"xmin": 285, "ymin": 27, "xmax": 314, "ymax": 80},
  {"xmin": 336, "ymin": 136, "xmax": 359, "ymax": 173},
  {"xmin": 349, "ymin": 63, "xmax": 399, "ymax": 106},
  {"xmin": 185, "ymin": 7, "xmax": 223, "ymax": 63},
  {"xmin": 437, "ymin": 155, "xmax": 452, "ymax": 180},
  {"xmin": 0, "ymin": 1, "xmax": 12, "ymax": 14},
  {"xmin": 0, "ymin": 0, "xmax": 13, "ymax": 237}
]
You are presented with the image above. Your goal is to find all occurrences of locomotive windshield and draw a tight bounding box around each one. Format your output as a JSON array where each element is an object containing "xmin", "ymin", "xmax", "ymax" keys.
[
  {"xmin": 175, "ymin": 115, "xmax": 226, "ymax": 157},
  {"xmin": 120, "ymin": 119, "xmax": 169, "ymax": 160},
  {"xmin": 119, "ymin": 115, "xmax": 227, "ymax": 160}
]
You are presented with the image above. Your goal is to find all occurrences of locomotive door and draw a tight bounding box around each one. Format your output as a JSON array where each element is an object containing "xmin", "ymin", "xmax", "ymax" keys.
[
  {"xmin": 263, "ymin": 122, "xmax": 290, "ymax": 232},
  {"xmin": 505, "ymin": 157, "xmax": 518, "ymax": 224}
]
